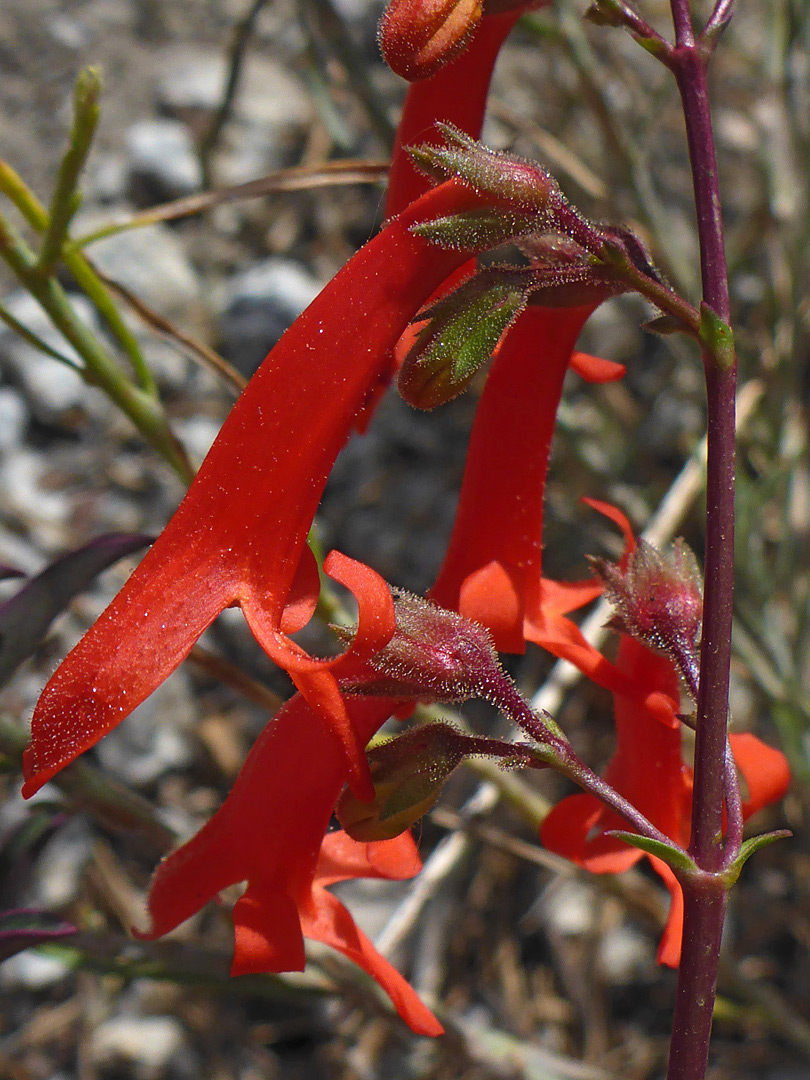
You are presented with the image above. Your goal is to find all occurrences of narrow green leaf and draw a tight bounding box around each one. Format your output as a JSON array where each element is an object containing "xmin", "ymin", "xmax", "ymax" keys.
[
  {"xmin": 605, "ymin": 830, "xmax": 696, "ymax": 872},
  {"xmin": 724, "ymin": 830, "xmax": 793, "ymax": 885}
]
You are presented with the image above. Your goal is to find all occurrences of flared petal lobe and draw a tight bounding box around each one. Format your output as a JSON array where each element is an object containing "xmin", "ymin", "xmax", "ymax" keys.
[{"xmin": 138, "ymin": 691, "xmax": 440, "ymax": 1034}]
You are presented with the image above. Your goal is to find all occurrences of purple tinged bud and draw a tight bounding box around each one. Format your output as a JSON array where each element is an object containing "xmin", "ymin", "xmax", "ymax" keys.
[
  {"xmin": 336, "ymin": 722, "xmax": 467, "ymax": 840},
  {"xmin": 343, "ymin": 589, "xmax": 505, "ymax": 703},
  {"xmin": 589, "ymin": 538, "xmax": 703, "ymax": 689},
  {"xmin": 336, "ymin": 721, "xmax": 544, "ymax": 840}
]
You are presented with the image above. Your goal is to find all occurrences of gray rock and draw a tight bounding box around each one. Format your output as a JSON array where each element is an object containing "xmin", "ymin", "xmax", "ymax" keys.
[
  {"xmin": 156, "ymin": 46, "xmax": 313, "ymax": 176},
  {"xmin": 155, "ymin": 45, "xmax": 229, "ymax": 114},
  {"xmin": 539, "ymin": 877, "xmax": 596, "ymax": 936},
  {"xmin": 73, "ymin": 212, "xmax": 201, "ymax": 322},
  {"xmin": 84, "ymin": 150, "xmax": 130, "ymax": 204},
  {"xmin": 0, "ymin": 388, "xmax": 27, "ymax": 449},
  {"xmin": 0, "ymin": 291, "xmax": 99, "ymax": 421},
  {"xmin": 0, "ymin": 949, "xmax": 73, "ymax": 989},
  {"xmin": 91, "ymin": 1016, "xmax": 186, "ymax": 1076},
  {"xmin": 173, "ymin": 414, "xmax": 222, "ymax": 469},
  {"xmin": 217, "ymin": 257, "xmax": 321, "ymax": 375},
  {"xmin": 125, "ymin": 118, "xmax": 203, "ymax": 202},
  {"xmin": 0, "ymin": 447, "xmax": 73, "ymax": 548},
  {"xmin": 25, "ymin": 816, "xmax": 94, "ymax": 909},
  {"xmin": 597, "ymin": 923, "xmax": 655, "ymax": 984}
]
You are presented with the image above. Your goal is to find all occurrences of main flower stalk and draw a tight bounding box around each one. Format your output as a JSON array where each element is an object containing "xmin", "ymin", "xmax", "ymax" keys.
[{"xmin": 666, "ymin": 1, "xmax": 738, "ymax": 1077}]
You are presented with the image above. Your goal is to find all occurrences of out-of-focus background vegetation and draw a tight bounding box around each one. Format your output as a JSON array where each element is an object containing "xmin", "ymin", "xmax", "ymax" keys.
[{"xmin": 0, "ymin": 0, "xmax": 808, "ymax": 1076}]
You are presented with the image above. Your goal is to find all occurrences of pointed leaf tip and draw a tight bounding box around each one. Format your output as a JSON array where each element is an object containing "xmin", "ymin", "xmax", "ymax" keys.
[{"xmin": 604, "ymin": 831, "xmax": 695, "ymax": 873}]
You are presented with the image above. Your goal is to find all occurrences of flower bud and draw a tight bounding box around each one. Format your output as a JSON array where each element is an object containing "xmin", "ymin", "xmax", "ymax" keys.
[
  {"xmin": 337, "ymin": 721, "xmax": 542, "ymax": 840},
  {"xmin": 409, "ymin": 125, "xmax": 559, "ymax": 215},
  {"xmin": 337, "ymin": 722, "xmax": 466, "ymax": 840},
  {"xmin": 343, "ymin": 588, "xmax": 504, "ymax": 703},
  {"xmin": 379, "ymin": 0, "xmax": 483, "ymax": 81},
  {"xmin": 397, "ymin": 269, "xmax": 530, "ymax": 409},
  {"xmin": 590, "ymin": 538, "xmax": 703, "ymax": 685}
]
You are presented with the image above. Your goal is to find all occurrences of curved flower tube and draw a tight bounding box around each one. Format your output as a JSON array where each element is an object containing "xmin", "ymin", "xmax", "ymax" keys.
[
  {"xmin": 540, "ymin": 636, "xmax": 791, "ymax": 966},
  {"xmin": 429, "ymin": 311, "xmax": 675, "ymax": 722},
  {"xmin": 22, "ymin": 179, "xmax": 514, "ymax": 802},
  {"xmin": 137, "ymin": 689, "xmax": 442, "ymax": 1036}
]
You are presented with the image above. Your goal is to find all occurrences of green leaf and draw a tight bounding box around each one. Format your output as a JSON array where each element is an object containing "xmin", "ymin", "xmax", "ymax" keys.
[
  {"xmin": 724, "ymin": 830, "xmax": 793, "ymax": 885},
  {"xmin": 699, "ymin": 302, "xmax": 735, "ymax": 370},
  {"xmin": 605, "ymin": 830, "xmax": 696, "ymax": 872}
]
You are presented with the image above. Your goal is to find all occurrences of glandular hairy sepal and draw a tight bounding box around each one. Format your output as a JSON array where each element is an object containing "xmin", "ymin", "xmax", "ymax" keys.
[
  {"xmin": 398, "ymin": 268, "xmax": 532, "ymax": 409},
  {"xmin": 409, "ymin": 124, "xmax": 560, "ymax": 212},
  {"xmin": 411, "ymin": 209, "xmax": 542, "ymax": 251}
]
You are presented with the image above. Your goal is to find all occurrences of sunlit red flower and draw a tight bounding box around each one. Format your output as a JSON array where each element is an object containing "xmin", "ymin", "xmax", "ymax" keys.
[
  {"xmin": 138, "ymin": 690, "xmax": 441, "ymax": 1035},
  {"xmin": 540, "ymin": 635, "xmax": 791, "ymax": 966},
  {"xmin": 386, "ymin": 8, "xmax": 529, "ymax": 215},
  {"xmin": 22, "ymin": 178, "xmax": 517, "ymax": 804},
  {"xmin": 425, "ymin": 304, "xmax": 669, "ymax": 714}
]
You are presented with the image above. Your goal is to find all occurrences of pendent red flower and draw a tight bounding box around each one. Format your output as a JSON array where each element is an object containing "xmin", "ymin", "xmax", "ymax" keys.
[
  {"xmin": 541, "ymin": 635, "xmax": 791, "ymax": 966},
  {"xmin": 21, "ymin": 178, "xmax": 515, "ymax": 803},
  {"xmin": 137, "ymin": 690, "xmax": 442, "ymax": 1035}
]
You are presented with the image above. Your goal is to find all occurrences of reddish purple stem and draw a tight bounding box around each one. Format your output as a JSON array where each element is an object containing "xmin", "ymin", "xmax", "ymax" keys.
[{"xmin": 665, "ymin": 2, "xmax": 740, "ymax": 1079}]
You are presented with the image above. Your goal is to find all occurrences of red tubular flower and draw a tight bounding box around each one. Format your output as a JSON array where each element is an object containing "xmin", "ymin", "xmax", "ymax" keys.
[
  {"xmin": 540, "ymin": 636, "xmax": 791, "ymax": 966},
  {"xmin": 430, "ymin": 305, "xmax": 596, "ymax": 646},
  {"xmin": 137, "ymin": 690, "xmax": 442, "ymax": 1036},
  {"xmin": 22, "ymin": 178, "xmax": 513, "ymax": 803},
  {"xmin": 429, "ymin": 317, "xmax": 675, "ymax": 723}
]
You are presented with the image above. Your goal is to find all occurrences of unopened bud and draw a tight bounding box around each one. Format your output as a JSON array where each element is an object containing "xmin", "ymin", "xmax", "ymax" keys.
[
  {"xmin": 337, "ymin": 721, "xmax": 542, "ymax": 840},
  {"xmin": 409, "ymin": 124, "xmax": 559, "ymax": 215},
  {"xmin": 398, "ymin": 269, "xmax": 530, "ymax": 409},
  {"xmin": 343, "ymin": 589, "xmax": 504, "ymax": 703},
  {"xmin": 379, "ymin": 0, "xmax": 483, "ymax": 81},
  {"xmin": 590, "ymin": 538, "xmax": 703, "ymax": 686},
  {"xmin": 337, "ymin": 722, "xmax": 466, "ymax": 839}
]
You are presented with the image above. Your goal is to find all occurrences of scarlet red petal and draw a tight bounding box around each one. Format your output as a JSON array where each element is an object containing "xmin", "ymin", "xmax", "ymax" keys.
[
  {"xmin": 568, "ymin": 352, "xmax": 626, "ymax": 383},
  {"xmin": 231, "ymin": 883, "xmax": 306, "ymax": 974},
  {"xmin": 541, "ymin": 793, "xmax": 642, "ymax": 874},
  {"xmin": 729, "ymin": 732, "xmax": 791, "ymax": 817},
  {"xmin": 22, "ymin": 554, "xmax": 234, "ymax": 797},
  {"xmin": 431, "ymin": 305, "xmax": 594, "ymax": 646},
  {"xmin": 244, "ymin": 551, "xmax": 397, "ymax": 799},
  {"xmin": 581, "ymin": 497, "xmax": 636, "ymax": 555},
  {"xmin": 139, "ymin": 690, "xmax": 397, "ymax": 937},
  {"xmin": 648, "ymin": 856, "xmax": 684, "ymax": 968},
  {"xmin": 537, "ymin": 576, "xmax": 603, "ymax": 616},
  {"xmin": 279, "ymin": 545, "xmax": 321, "ymax": 634},
  {"xmin": 315, "ymin": 830, "xmax": 422, "ymax": 887},
  {"xmin": 525, "ymin": 608, "xmax": 678, "ymax": 726},
  {"xmin": 300, "ymin": 887, "xmax": 443, "ymax": 1036},
  {"xmin": 135, "ymin": 806, "xmax": 243, "ymax": 941},
  {"xmin": 24, "ymin": 179, "xmax": 497, "ymax": 796},
  {"xmin": 457, "ymin": 561, "xmax": 526, "ymax": 653},
  {"xmin": 385, "ymin": 11, "xmax": 524, "ymax": 216}
]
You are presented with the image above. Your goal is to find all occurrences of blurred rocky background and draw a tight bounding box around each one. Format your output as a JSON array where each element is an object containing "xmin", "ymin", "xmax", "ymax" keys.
[{"xmin": 0, "ymin": 0, "xmax": 809, "ymax": 1077}]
